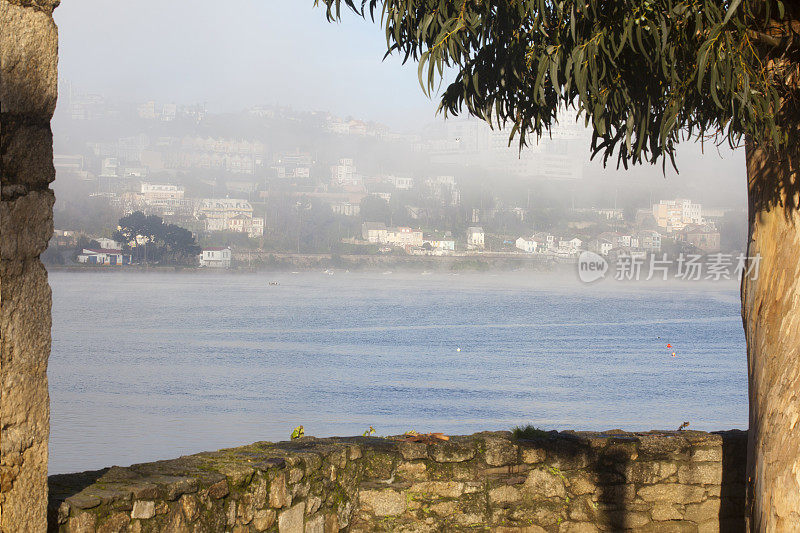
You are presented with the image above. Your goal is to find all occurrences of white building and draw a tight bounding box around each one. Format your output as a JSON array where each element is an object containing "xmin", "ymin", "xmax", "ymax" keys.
[
  {"xmin": 141, "ymin": 183, "xmax": 185, "ymax": 208},
  {"xmin": 637, "ymin": 230, "xmax": 662, "ymax": 252},
  {"xmin": 362, "ymin": 222, "xmax": 388, "ymax": 243},
  {"xmin": 387, "ymin": 176, "xmax": 415, "ymax": 190},
  {"xmin": 331, "ymin": 202, "xmax": 361, "ymax": 217},
  {"xmin": 196, "ymin": 198, "xmax": 254, "ymax": 232},
  {"xmin": 199, "ymin": 247, "xmax": 231, "ymax": 268},
  {"xmin": 515, "ymin": 237, "xmax": 537, "ymax": 253},
  {"xmin": 423, "ymin": 237, "xmax": 455, "ymax": 252},
  {"xmin": 386, "ymin": 227, "xmax": 423, "ymax": 247},
  {"xmin": 557, "ymin": 238, "xmax": 583, "ymax": 255},
  {"xmin": 77, "ymin": 248, "xmax": 129, "ymax": 266},
  {"xmin": 330, "ymin": 158, "xmax": 360, "ymax": 186},
  {"xmin": 227, "ymin": 214, "xmax": 264, "ymax": 237},
  {"xmin": 652, "ymin": 199, "xmax": 703, "ymax": 232},
  {"xmin": 467, "ymin": 227, "xmax": 485, "ymax": 250},
  {"xmin": 361, "ymin": 222, "xmax": 422, "ymax": 248},
  {"xmin": 94, "ymin": 238, "xmax": 121, "ymax": 250}
]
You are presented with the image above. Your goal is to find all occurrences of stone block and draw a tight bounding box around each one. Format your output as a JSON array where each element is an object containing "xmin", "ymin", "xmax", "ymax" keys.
[
  {"xmin": 269, "ymin": 472, "xmax": 289, "ymax": 508},
  {"xmin": 357, "ymin": 488, "xmax": 406, "ymax": 516},
  {"xmin": 130, "ymin": 500, "xmax": 155, "ymax": 519},
  {"xmin": 96, "ymin": 511, "xmax": 131, "ymax": 533},
  {"xmin": 305, "ymin": 513, "xmax": 325, "ymax": 533},
  {"xmin": 397, "ymin": 441, "xmax": 427, "ymax": 460},
  {"xmin": 409, "ymin": 480, "xmax": 464, "ymax": 498},
  {"xmin": 253, "ymin": 509, "xmax": 276, "ymax": 531},
  {"xmin": 428, "ymin": 441, "xmax": 475, "ymax": 463},
  {"xmin": 179, "ymin": 494, "xmax": 199, "ymax": 521},
  {"xmin": 621, "ymin": 460, "xmax": 678, "ymax": 484},
  {"xmin": 522, "ymin": 468, "xmax": 567, "ymax": 499},
  {"xmin": 278, "ymin": 502, "xmax": 305, "ymax": 533},
  {"xmin": 684, "ymin": 499, "xmax": 721, "ymax": 524},
  {"xmin": 1, "ymin": 189, "xmax": 54, "ymax": 259},
  {"xmin": 1, "ymin": 119, "xmax": 54, "ymax": 192},
  {"xmin": 637, "ymin": 483, "xmax": 706, "ymax": 504},
  {"xmin": 691, "ymin": 446, "xmax": 723, "ymax": 463},
  {"xmin": 678, "ymin": 462, "xmax": 723, "ymax": 485},
  {"xmin": 396, "ymin": 461, "xmax": 427, "ymax": 481},
  {"xmin": 521, "ymin": 447, "xmax": 546, "ymax": 464},
  {"xmin": 651, "ymin": 501, "xmax": 683, "ymax": 521},
  {"xmin": 0, "ymin": 3, "xmax": 59, "ymax": 116},
  {"xmin": 559, "ymin": 522, "xmax": 600, "ymax": 533},
  {"xmin": 207, "ymin": 479, "xmax": 229, "ymax": 499},
  {"xmin": 489, "ymin": 484, "xmax": 522, "ymax": 504},
  {"xmin": 484, "ymin": 436, "xmax": 518, "ymax": 466}
]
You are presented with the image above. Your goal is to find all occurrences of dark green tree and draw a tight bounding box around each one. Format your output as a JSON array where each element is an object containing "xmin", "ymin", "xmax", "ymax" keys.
[
  {"xmin": 319, "ymin": 1, "xmax": 800, "ymax": 527},
  {"xmin": 114, "ymin": 211, "xmax": 200, "ymax": 265}
]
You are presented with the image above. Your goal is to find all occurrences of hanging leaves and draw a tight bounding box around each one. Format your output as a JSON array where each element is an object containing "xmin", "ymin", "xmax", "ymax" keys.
[{"xmin": 318, "ymin": 0, "xmax": 798, "ymax": 170}]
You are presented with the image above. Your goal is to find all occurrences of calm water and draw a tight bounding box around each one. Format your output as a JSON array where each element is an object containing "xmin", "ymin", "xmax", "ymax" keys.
[{"xmin": 48, "ymin": 270, "xmax": 747, "ymax": 474}]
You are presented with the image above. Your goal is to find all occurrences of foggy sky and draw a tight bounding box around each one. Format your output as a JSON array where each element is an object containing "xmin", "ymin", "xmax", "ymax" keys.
[{"xmin": 54, "ymin": 0, "xmax": 747, "ymax": 208}]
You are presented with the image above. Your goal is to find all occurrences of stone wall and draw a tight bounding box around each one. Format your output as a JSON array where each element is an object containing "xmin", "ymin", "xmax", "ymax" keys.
[
  {"xmin": 48, "ymin": 430, "xmax": 746, "ymax": 532},
  {"xmin": 1, "ymin": 0, "xmax": 59, "ymax": 530}
]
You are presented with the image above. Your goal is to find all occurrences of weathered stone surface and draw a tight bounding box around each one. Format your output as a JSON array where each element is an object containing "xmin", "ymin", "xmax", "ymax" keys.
[
  {"xmin": 489, "ymin": 484, "xmax": 522, "ymax": 504},
  {"xmin": 678, "ymin": 462, "xmax": 723, "ymax": 485},
  {"xmin": 559, "ymin": 522, "xmax": 600, "ymax": 533},
  {"xmin": 269, "ymin": 472, "xmax": 289, "ymax": 508},
  {"xmin": 409, "ymin": 481, "xmax": 464, "ymax": 498},
  {"xmin": 253, "ymin": 509, "xmax": 276, "ymax": 531},
  {"xmin": 484, "ymin": 436, "xmax": 518, "ymax": 466},
  {"xmin": 637, "ymin": 483, "xmax": 706, "ymax": 503},
  {"xmin": 1, "ymin": 120, "xmax": 54, "ymax": 193},
  {"xmin": 207, "ymin": 479, "xmax": 229, "ymax": 499},
  {"xmin": 428, "ymin": 441, "xmax": 475, "ymax": 463},
  {"xmin": 397, "ymin": 441, "xmax": 427, "ymax": 460},
  {"xmin": 96, "ymin": 512, "xmax": 130, "ymax": 533},
  {"xmin": 45, "ymin": 431, "xmax": 748, "ymax": 533},
  {"xmin": 305, "ymin": 513, "xmax": 325, "ymax": 533},
  {"xmin": 684, "ymin": 499, "xmax": 722, "ymax": 523},
  {"xmin": 1, "ymin": 11, "xmax": 57, "ymax": 530},
  {"xmin": 621, "ymin": 460, "xmax": 678, "ymax": 484},
  {"xmin": 130, "ymin": 500, "xmax": 155, "ymax": 519},
  {"xmin": 396, "ymin": 461, "xmax": 427, "ymax": 481},
  {"xmin": 691, "ymin": 446, "xmax": 723, "ymax": 463},
  {"xmin": 523, "ymin": 468, "xmax": 567, "ymax": 499},
  {"xmin": 651, "ymin": 501, "xmax": 683, "ymax": 521},
  {"xmin": 358, "ymin": 488, "xmax": 406, "ymax": 516},
  {"xmin": 1, "ymin": 262, "xmax": 52, "ymax": 531},
  {"xmin": 521, "ymin": 447, "xmax": 546, "ymax": 464},
  {"xmin": 0, "ymin": 2, "xmax": 59, "ymax": 116},
  {"xmin": 278, "ymin": 502, "xmax": 305, "ymax": 533}
]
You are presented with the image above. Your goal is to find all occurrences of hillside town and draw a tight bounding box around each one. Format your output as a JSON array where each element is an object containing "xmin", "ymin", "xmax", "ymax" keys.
[{"xmin": 47, "ymin": 83, "xmax": 743, "ymax": 269}]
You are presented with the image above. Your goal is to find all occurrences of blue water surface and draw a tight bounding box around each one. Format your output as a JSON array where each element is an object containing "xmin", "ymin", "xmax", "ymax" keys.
[{"xmin": 48, "ymin": 270, "xmax": 747, "ymax": 474}]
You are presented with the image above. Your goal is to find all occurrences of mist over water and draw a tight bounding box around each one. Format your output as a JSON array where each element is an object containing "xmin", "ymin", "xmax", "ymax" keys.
[{"xmin": 48, "ymin": 270, "xmax": 746, "ymax": 474}]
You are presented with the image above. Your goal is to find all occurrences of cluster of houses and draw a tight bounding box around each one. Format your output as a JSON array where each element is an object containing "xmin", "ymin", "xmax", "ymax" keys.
[
  {"xmin": 361, "ymin": 222, "xmax": 473, "ymax": 254},
  {"xmin": 73, "ymin": 235, "xmax": 233, "ymax": 269},
  {"xmin": 515, "ymin": 234, "xmax": 586, "ymax": 257},
  {"xmin": 513, "ymin": 198, "xmax": 721, "ymax": 258}
]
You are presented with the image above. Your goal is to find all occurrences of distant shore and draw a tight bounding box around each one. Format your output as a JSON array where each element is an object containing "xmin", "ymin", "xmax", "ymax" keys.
[{"xmin": 46, "ymin": 251, "xmax": 567, "ymax": 273}]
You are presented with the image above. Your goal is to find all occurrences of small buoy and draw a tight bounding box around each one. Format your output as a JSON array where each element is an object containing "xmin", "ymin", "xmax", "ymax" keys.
[
  {"xmin": 672, "ymin": 352, "xmax": 676, "ymax": 357},
  {"xmin": 666, "ymin": 343, "xmax": 672, "ymax": 348}
]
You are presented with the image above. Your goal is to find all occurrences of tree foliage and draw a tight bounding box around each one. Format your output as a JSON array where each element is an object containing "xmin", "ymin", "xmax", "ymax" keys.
[
  {"xmin": 114, "ymin": 211, "xmax": 200, "ymax": 265},
  {"xmin": 319, "ymin": 0, "xmax": 799, "ymax": 169}
]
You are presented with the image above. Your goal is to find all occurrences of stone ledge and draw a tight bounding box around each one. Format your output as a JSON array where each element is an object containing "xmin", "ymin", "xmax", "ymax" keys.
[{"xmin": 46, "ymin": 430, "xmax": 747, "ymax": 532}]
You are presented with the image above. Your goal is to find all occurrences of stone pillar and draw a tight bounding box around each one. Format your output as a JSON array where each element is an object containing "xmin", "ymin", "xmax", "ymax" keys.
[{"xmin": 1, "ymin": 1, "xmax": 59, "ymax": 530}]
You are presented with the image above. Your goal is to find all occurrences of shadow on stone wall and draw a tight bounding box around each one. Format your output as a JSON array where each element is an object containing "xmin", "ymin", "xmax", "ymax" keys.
[{"xmin": 47, "ymin": 430, "xmax": 748, "ymax": 532}]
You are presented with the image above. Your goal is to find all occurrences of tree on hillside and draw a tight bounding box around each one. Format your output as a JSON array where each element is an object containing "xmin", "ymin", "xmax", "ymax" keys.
[
  {"xmin": 114, "ymin": 211, "xmax": 200, "ymax": 265},
  {"xmin": 319, "ymin": 1, "xmax": 800, "ymax": 528}
]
